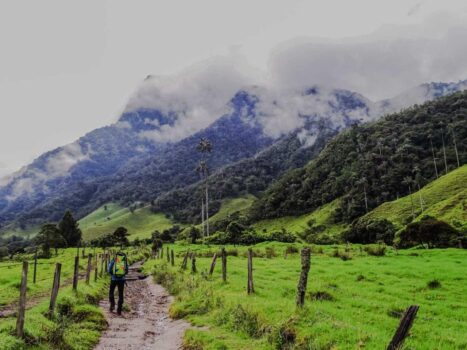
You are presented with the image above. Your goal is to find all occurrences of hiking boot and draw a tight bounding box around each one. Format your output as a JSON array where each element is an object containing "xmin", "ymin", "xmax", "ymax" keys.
[
  {"xmin": 117, "ymin": 309, "xmax": 122, "ymax": 316},
  {"xmin": 109, "ymin": 304, "xmax": 115, "ymax": 312}
]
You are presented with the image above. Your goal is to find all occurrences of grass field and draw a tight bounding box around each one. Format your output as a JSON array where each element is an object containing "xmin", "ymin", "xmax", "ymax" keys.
[
  {"xmin": 0, "ymin": 247, "xmax": 149, "ymax": 350},
  {"xmin": 145, "ymin": 243, "xmax": 467, "ymax": 350},
  {"xmin": 252, "ymin": 199, "xmax": 348, "ymax": 236},
  {"xmin": 364, "ymin": 165, "xmax": 467, "ymax": 231},
  {"xmin": 0, "ymin": 249, "xmax": 88, "ymax": 307},
  {"xmin": 79, "ymin": 203, "xmax": 179, "ymax": 240}
]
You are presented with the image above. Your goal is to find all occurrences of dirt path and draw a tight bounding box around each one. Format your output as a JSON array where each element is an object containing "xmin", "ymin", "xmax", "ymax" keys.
[{"xmin": 94, "ymin": 263, "xmax": 190, "ymax": 350}]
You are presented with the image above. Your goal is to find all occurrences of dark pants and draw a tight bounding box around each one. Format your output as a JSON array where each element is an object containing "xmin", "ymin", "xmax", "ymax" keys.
[{"xmin": 109, "ymin": 280, "xmax": 125, "ymax": 312}]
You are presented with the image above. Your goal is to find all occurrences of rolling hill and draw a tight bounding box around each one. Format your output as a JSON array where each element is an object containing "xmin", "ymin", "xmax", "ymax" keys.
[
  {"xmin": 363, "ymin": 165, "xmax": 467, "ymax": 232},
  {"xmin": 78, "ymin": 203, "xmax": 178, "ymax": 240}
]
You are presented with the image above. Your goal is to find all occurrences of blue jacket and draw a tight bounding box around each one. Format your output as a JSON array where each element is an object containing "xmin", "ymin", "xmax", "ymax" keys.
[{"xmin": 108, "ymin": 255, "xmax": 129, "ymax": 281}]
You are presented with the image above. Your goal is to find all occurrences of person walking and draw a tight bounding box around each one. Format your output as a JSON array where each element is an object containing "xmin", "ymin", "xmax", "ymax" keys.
[{"xmin": 108, "ymin": 251, "xmax": 129, "ymax": 315}]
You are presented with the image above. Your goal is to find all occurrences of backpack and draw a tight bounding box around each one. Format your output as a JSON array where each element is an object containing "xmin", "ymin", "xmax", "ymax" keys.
[{"xmin": 112, "ymin": 253, "xmax": 127, "ymax": 277}]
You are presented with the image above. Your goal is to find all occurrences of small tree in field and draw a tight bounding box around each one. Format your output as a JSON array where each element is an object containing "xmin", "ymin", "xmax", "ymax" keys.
[
  {"xmin": 35, "ymin": 223, "xmax": 66, "ymax": 258},
  {"xmin": 113, "ymin": 226, "xmax": 129, "ymax": 247},
  {"xmin": 58, "ymin": 211, "xmax": 82, "ymax": 247}
]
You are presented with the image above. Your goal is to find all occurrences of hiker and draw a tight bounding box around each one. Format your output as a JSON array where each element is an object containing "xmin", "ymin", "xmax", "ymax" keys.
[{"xmin": 108, "ymin": 251, "xmax": 129, "ymax": 315}]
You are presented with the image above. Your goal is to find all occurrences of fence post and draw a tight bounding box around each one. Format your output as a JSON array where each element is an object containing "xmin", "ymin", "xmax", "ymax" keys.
[
  {"xmin": 85, "ymin": 254, "xmax": 92, "ymax": 284},
  {"xmin": 48, "ymin": 263, "xmax": 61, "ymax": 317},
  {"xmin": 170, "ymin": 250, "xmax": 175, "ymax": 266},
  {"xmin": 100, "ymin": 255, "xmax": 104, "ymax": 277},
  {"xmin": 181, "ymin": 251, "xmax": 189, "ymax": 270},
  {"xmin": 296, "ymin": 247, "xmax": 311, "ymax": 307},
  {"xmin": 209, "ymin": 253, "xmax": 217, "ymax": 275},
  {"xmin": 221, "ymin": 248, "xmax": 227, "ymax": 282},
  {"xmin": 72, "ymin": 256, "xmax": 79, "ymax": 291},
  {"xmin": 33, "ymin": 249, "xmax": 38, "ymax": 284},
  {"xmin": 16, "ymin": 261, "xmax": 28, "ymax": 338},
  {"xmin": 191, "ymin": 253, "xmax": 197, "ymax": 274},
  {"xmin": 167, "ymin": 247, "xmax": 170, "ymax": 262},
  {"xmin": 247, "ymin": 248, "xmax": 254, "ymax": 294},
  {"xmin": 94, "ymin": 267, "xmax": 98, "ymax": 282},
  {"xmin": 387, "ymin": 305, "xmax": 419, "ymax": 350},
  {"xmin": 161, "ymin": 246, "xmax": 164, "ymax": 259}
]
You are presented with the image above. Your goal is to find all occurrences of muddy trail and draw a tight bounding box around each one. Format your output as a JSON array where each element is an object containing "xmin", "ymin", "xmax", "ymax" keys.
[{"xmin": 94, "ymin": 262, "xmax": 190, "ymax": 350}]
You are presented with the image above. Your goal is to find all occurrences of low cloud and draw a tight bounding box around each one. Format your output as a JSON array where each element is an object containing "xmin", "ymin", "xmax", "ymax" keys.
[
  {"xmin": 4, "ymin": 141, "xmax": 91, "ymax": 200},
  {"xmin": 125, "ymin": 56, "xmax": 253, "ymax": 143},
  {"xmin": 269, "ymin": 14, "xmax": 467, "ymax": 100},
  {"xmin": 124, "ymin": 13, "xmax": 467, "ymax": 145}
]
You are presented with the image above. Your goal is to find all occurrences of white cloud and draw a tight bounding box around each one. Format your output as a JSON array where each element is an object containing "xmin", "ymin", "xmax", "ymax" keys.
[
  {"xmin": 249, "ymin": 86, "xmax": 373, "ymax": 139},
  {"xmin": 268, "ymin": 14, "xmax": 467, "ymax": 100},
  {"xmin": 45, "ymin": 142, "xmax": 91, "ymax": 178},
  {"xmin": 125, "ymin": 56, "xmax": 255, "ymax": 143},
  {"xmin": 3, "ymin": 142, "xmax": 91, "ymax": 200}
]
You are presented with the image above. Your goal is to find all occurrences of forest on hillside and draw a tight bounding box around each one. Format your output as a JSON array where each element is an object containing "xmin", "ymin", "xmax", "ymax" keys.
[{"xmin": 249, "ymin": 91, "xmax": 467, "ymax": 223}]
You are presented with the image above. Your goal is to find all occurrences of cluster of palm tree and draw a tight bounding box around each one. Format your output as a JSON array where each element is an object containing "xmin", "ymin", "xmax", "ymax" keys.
[{"xmin": 196, "ymin": 138, "xmax": 213, "ymax": 237}]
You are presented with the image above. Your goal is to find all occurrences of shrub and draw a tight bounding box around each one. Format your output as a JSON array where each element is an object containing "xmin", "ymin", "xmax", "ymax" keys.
[
  {"xmin": 309, "ymin": 291, "xmax": 335, "ymax": 301},
  {"xmin": 285, "ymin": 245, "xmax": 299, "ymax": 254},
  {"xmin": 398, "ymin": 216, "xmax": 460, "ymax": 248},
  {"xmin": 427, "ymin": 279, "xmax": 442, "ymax": 289},
  {"xmin": 265, "ymin": 247, "xmax": 277, "ymax": 259},
  {"xmin": 344, "ymin": 218, "xmax": 396, "ymax": 245},
  {"xmin": 364, "ymin": 244, "xmax": 386, "ymax": 256},
  {"xmin": 330, "ymin": 248, "xmax": 352, "ymax": 260},
  {"xmin": 230, "ymin": 304, "xmax": 264, "ymax": 338}
]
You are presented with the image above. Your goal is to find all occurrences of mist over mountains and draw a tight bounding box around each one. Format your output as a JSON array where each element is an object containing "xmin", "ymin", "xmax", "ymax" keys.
[{"xmin": 0, "ymin": 74, "xmax": 466, "ymax": 231}]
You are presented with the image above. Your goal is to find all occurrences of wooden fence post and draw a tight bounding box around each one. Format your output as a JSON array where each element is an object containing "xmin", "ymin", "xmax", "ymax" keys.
[
  {"xmin": 221, "ymin": 248, "xmax": 227, "ymax": 282},
  {"xmin": 209, "ymin": 253, "xmax": 217, "ymax": 275},
  {"xmin": 191, "ymin": 254, "xmax": 197, "ymax": 274},
  {"xmin": 48, "ymin": 263, "xmax": 61, "ymax": 317},
  {"xmin": 72, "ymin": 256, "xmax": 79, "ymax": 291},
  {"xmin": 170, "ymin": 250, "xmax": 175, "ymax": 266},
  {"xmin": 16, "ymin": 261, "xmax": 28, "ymax": 338},
  {"xmin": 100, "ymin": 255, "xmax": 104, "ymax": 277},
  {"xmin": 85, "ymin": 254, "xmax": 92, "ymax": 284},
  {"xmin": 33, "ymin": 250, "xmax": 37, "ymax": 284},
  {"xmin": 247, "ymin": 248, "xmax": 254, "ymax": 294},
  {"xmin": 161, "ymin": 246, "xmax": 164, "ymax": 259},
  {"xmin": 181, "ymin": 251, "xmax": 189, "ymax": 270},
  {"xmin": 94, "ymin": 267, "xmax": 98, "ymax": 282},
  {"xmin": 387, "ymin": 305, "xmax": 419, "ymax": 350},
  {"xmin": 167, "ymin": 247, "xmax": 170, "ymax": 262},
  {"xmin": 296, "ymin": 247, "xmax": 311, "ymax": 307}
]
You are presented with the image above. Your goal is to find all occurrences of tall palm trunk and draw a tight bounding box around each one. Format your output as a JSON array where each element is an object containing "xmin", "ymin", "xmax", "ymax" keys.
[
  {"xmin": 205, "ymin": 180, "xmax": 210, "ymax": 237},
  {"xmin": 430, "ymin": 138, "xmax": 438, "ymax": 178},
  {"xmin": 451, "ymin": 128, "xmax": 460, "ymax": 168},
  {"xmin": 441, "ymin": 132, "xmax": 448, "ymax": 174},
  {"xmin": 201, "ymin": 198, "xmax": 205, "ymax": 237}
]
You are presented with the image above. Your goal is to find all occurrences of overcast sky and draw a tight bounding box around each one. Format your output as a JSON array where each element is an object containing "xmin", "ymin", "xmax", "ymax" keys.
[{"xmin": 1, "ymin": 0, "xmax": 467, "ymax": 177}]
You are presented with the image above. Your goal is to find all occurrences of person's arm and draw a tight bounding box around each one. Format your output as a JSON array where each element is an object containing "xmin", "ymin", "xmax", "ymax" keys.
[
  {"xmin": 108, "ymin": 259, "xmax": 114, "ymax": 275},
  {"xmin": 125, "ymin": 258, "xmax": 129, "ymax": 275}
]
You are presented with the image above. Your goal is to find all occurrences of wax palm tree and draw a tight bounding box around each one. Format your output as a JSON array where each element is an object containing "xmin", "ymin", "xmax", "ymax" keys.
[{"xmin": 197, "ymin": 138, "xmax": 212, "ymax": 237}]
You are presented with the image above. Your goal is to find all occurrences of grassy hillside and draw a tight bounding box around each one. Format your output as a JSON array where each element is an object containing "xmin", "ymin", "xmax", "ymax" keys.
[
  {"xmin": 208, "ymin": 195, "xmax": 256, "ymax": 223},
  {"xmin": 146, "ymin": 243, "xmax": 467, "ymax": 349},
  {"xmin": 79, "ymin": 203, "xmax": 179, "ymax": 241},
  {"xmin": 252, "ymin": 198, "xmax": 347, "ymax": 236},
  {"xmin": 364, "ymin": 165, "xmax": 467, "ymax": 231}
]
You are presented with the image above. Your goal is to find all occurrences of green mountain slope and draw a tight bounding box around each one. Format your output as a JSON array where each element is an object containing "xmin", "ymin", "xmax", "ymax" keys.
[
  {"xmin": 252, "ymin": 198, "xmax": 347, "ymax": 236},
  {"xmin": 364, "ymin": 165, "xmax": 467, "ymax": 231},
  {"xmin": 250, "ymin": 91, "xmax": 467, "ymax": 223},
  {"xmin": 79, "ymin": 203, "xmax": 179, "ymax": 240}
]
